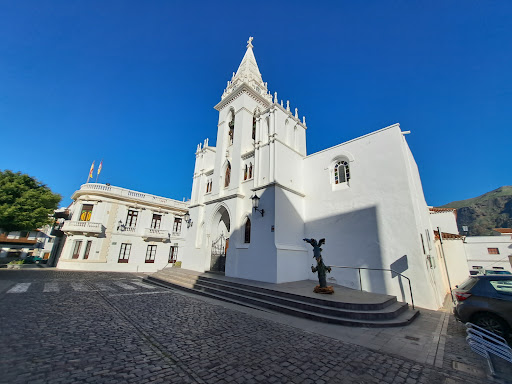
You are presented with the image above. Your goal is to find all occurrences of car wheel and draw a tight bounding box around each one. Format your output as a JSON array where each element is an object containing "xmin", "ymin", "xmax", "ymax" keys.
[{"xmin": 472, "ymin": 313, "xmax": 510, "ymax": 338}]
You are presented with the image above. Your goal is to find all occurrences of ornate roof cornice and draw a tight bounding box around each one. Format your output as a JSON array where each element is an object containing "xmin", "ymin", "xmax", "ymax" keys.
[{"xmin": 214, "ymin": 83, "xmax": 271, "ymax": 111}]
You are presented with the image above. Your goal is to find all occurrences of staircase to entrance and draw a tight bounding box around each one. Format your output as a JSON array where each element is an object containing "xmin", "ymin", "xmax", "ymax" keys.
[{"xmin": 143, "ymin": 267, "xmax": 419, "ymax": 327}]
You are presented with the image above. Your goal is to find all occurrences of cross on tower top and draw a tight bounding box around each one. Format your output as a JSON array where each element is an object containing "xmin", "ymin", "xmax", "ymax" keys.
[{"xmin": 247, "ymin": 36, "xmax": 254, "ymax": 48}]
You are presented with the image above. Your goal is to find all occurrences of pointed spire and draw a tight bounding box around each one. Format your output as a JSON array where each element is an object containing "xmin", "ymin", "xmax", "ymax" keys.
[
  {"xmin": 234, "ymin": 37, "xmax": 263, "ymax": 85},
  {"xmin": 221, "ymin": 37, "xmax": 271, "ymax": 103}
]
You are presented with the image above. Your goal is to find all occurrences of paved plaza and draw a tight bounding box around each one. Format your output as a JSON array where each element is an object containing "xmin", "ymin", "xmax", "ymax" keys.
[{"xmin": 0, "ymin": 269, "xmax": 510, "ymax": 384}]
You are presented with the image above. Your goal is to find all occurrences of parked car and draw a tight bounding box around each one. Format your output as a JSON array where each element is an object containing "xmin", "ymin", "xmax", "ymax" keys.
[
  {"xmin": 452, "ymin": 275, "xmax": 512, "ymax": 339},
  {"xmin": 469, "ymin": 268, "xmax": 512, "ymax": 276},
  {"xmin": 23, "ymin": 256, "xmax": 43, "ymax": 264},
  {"xmin": 479, "ymin": 269, "xmax": 512, "ymax": 276}
]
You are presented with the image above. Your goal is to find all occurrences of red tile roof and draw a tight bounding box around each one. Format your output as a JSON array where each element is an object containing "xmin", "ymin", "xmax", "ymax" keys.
[
  {"xmin": 493, "ymin": 228, "xmax": 512, "ymax": 234},
  {"xmin": 429, "ymin": 207, "xmax": 456, "ymax": 213},
  {"xmin": 433, "ymin": 230, "xmax": 464, "ymax": 240}
]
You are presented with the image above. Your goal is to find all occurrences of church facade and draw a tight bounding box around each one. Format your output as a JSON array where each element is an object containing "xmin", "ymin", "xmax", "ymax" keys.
[{"xmin": 181, "ymin": 38, "xmax": 451, "ymax": 310}]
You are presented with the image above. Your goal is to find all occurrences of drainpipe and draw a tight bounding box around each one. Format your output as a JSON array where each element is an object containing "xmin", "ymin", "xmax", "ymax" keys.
[{"xmin": 438, "ymin": 226, "xmax": 454, "ymax": 303}]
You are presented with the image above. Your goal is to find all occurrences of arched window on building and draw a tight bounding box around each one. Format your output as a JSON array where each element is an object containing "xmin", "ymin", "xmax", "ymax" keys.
[
  {"xmin": 228, "ymin": 110, "xmax": 235, "ymax": 145},
  {"xmin": 249, "ymin": 163, "xmax": 253, "ymax": 179},
  {"xmin": 244, "ymin": 218, "xmax": 251, "ymax": 243},
  {"xmin": 334, "ymin": 160, "xmax": 350, "ymax": 184},
  {"xmin": 224, "ymin": 162, "xmax": 231, "ymax": 188},
  {"xmin": 244, "ymin": 164, "xmax": 248, "ymax": 181}
]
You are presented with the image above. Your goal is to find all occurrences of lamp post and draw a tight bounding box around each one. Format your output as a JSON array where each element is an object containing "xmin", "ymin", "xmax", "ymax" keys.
[{"xmin": 251, "ymin": 194, "xmax": 264, "ymax": 217}]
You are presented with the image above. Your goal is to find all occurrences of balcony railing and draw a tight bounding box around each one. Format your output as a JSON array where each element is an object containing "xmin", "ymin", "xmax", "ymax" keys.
[
  {"xmin": 143, "ymin": 228, "xmax": 169, "ymax": 241},
  {"xmin": 171, "ymin": 231, "xmax": 182, "ymax": 238},
  {"xmin": 62, "ymin": 221, "xmax": 103, "ymax": 236},
  {"xmin": 76, "ymin": 183, "xmax": 189, "ymax": 210}
]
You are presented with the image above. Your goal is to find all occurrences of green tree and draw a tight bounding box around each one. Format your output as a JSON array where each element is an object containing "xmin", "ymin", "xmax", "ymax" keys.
[{"xmin": 0, "ymin": 170, "xmax": 61, "ymax": 233}]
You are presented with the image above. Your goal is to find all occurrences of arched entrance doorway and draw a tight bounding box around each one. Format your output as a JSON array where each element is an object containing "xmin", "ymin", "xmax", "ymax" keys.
[{"xmin": 210, "ymin": 206, "xmax": 230, "ymax": 272}]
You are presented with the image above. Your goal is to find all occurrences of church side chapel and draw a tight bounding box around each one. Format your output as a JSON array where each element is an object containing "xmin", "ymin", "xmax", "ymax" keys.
[{"xmin": 182, "ymin": 37, "xmax": 453, "ymax": 310}]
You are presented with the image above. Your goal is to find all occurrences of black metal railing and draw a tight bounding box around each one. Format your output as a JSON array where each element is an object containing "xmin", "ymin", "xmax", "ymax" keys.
[{"xmin": 329, "ymin": 265, "xmax": 415, "ymax": 310}]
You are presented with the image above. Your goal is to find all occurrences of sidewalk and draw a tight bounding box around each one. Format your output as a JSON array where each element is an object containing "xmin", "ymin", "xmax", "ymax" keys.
[{"xmin": 161, "ymin": 273, "xmax": 512, "ymax": 382}]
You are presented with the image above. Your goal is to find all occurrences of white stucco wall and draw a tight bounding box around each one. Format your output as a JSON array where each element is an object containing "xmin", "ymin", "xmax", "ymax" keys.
[
  {"xmin": 435, "ymin": 239, "xmax": 471, "ymax": 290},
  {"xmin": 463, "ymin": 235, "xmax": 512, "ymax": 272},
  {"xmin": 429, "ymin": 210, "xmax": 459, "ymax": 235},
  {"xmin": 302, "ymin": 125, "xmax": 442, "ymax": 309}
]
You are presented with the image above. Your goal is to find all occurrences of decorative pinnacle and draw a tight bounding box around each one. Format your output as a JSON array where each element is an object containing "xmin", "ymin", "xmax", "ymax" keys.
[
  {"xmin": 295, "ymin": 108, "xmax": 298, "ymax": 119},
  {"xmin": 247, "ymin": 36, "xmax": 254, "ymax": 48}
]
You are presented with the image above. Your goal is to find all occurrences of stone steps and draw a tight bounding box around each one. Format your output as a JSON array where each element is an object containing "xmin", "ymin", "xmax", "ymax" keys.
[{"xmin": 143, "ymin": 268, "xmax": 419, "ymax": 328}]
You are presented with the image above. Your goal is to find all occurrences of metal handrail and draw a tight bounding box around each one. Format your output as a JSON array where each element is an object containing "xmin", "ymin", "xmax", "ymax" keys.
[{"xmin": 329, "ymin": 265, "xmax": 415, "ymax": 310}]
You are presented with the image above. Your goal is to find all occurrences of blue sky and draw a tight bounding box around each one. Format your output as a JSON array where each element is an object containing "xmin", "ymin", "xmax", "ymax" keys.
[{"xmin": 1, "ymin": 1, "xmax": 511, "ymax": 207}]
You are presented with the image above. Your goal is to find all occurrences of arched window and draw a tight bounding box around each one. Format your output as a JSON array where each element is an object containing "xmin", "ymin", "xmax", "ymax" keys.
[
  {"xmin": 244, "ymin": 218, "xmax": 251, "ymax": 243},
  {"xmin": 334, "ymin": 160, "xmax": 350, "ymax": 184},
  {"xmin": 249, "ymin": 163, "xmax": 253, "ymax": 179},
  {"xmin": 244, "ymin": 164, "xmax": 248, "ymax": 181},
  {"xmin": 224, "ymin": 162, "xmax": 231, "ymax": 188},
  {"xmin": 228, "ymin": 110, "xmax": 235, "ymax": 145}
]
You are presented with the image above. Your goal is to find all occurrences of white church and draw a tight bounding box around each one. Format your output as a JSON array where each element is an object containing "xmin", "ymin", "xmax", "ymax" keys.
[
  {"xmin": 181, "ymin": 37, "xmax": 453, "ymax": 310},
  {"xmin": 56, "ymin": 38, "xmax": 460, "ymax": 310}
]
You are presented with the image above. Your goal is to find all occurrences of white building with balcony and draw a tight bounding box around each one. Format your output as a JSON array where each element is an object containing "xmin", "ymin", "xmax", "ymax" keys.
[{"xmin": 56, "ymin": 183, "xmax": 189, "ymax": 272}]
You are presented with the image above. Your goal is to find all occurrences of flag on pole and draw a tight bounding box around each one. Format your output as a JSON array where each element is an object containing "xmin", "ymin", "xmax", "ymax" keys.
[
  {"xmin": 97, "ymin": 160, "xmax": 103, "ymax": 176},
  {"xmin": 88, "ymin": 161, "xmax": 95, "ymax": 180}
]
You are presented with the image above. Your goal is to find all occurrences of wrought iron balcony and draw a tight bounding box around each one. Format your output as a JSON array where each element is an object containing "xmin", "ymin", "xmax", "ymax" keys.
[{"xmin": 62, "ymin": 221, "xmax": 104, "ymax": 236}]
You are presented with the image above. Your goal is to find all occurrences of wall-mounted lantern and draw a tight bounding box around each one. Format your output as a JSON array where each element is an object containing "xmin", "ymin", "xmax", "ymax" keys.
[
  {"xmin": 251, "ymin": 194, "xmax": 265, "ymax": 217},
  {"xmin": 184, "ymin": 212, "xmax": 193, "ymax": 228}
]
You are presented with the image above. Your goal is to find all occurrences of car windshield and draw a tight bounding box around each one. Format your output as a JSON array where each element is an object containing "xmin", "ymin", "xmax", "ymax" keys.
[{"xmin": 485, "ymin": 270, "xmax": 512, "ymax": 275}]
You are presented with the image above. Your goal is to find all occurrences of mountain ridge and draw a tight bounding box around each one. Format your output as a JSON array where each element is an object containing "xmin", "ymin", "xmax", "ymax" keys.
[{"xmin": 438, "ymin": 186, "xmax": 512, "ymax": 236}]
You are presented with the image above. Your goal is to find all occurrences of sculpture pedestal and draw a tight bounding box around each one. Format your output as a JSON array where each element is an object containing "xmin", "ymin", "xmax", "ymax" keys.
[{"xmin": 313, "ymin": 285, "xmax": 334, "ymax": 294}]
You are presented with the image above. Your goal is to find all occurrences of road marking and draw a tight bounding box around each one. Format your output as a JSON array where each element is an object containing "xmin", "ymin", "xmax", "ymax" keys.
[
  {"xmin": 43, "ymin": 282, "xmax": 59, "ymax": 293},
  {"xmin": 108, "ymin": 291, "xmax": 171, "ymax": 297},
  {"xmin": 7, "ymin": 283, "xmax": 31, "ymax": 293},
  {"xmin": 94, "ymin": 282, "xmax": 115, "ymax": 291},
  {"xmin": 129, "ymin": 280, "xmax": 157, "ymax": 289},
  {"xmin": 71, "ymin": 282, "xmax": 89, "ymax": 291},
  {"xmin": 112, "ymin": 281, "xmax": 136, "ymax": 290}
]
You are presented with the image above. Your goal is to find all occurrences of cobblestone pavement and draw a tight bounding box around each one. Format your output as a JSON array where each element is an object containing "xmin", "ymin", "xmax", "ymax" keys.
[{"xmin": 0, "ymin": 270, "xmax": 510, "ymax": 384}]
